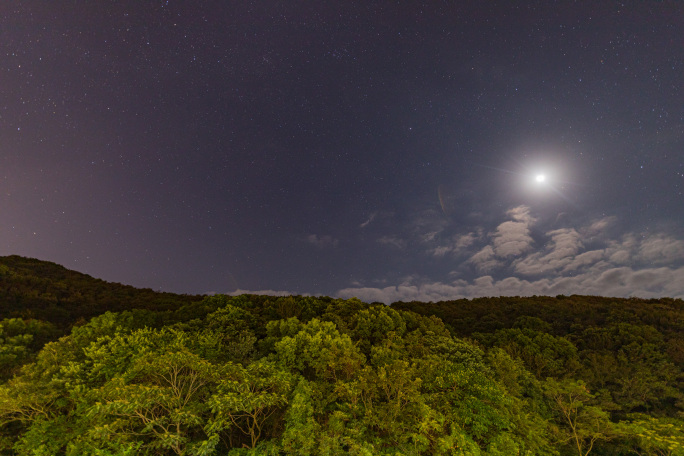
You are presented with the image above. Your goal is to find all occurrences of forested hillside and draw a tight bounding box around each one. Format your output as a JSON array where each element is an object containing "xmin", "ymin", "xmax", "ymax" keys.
[
  {"xmin": 0, "ymin": 257, "xmax": 682, "ymax": 455},
  {"xmin": 0, "ymin": 255, "xmax": 202, "ymax": 327}
]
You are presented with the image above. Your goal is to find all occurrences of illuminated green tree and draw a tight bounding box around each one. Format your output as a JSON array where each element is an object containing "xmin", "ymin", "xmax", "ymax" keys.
[{"xmin": 543, "ymin": 378, "xmax": 615, "ymax": 456}]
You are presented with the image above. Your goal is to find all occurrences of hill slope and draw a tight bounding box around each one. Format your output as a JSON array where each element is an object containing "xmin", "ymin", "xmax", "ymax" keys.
[{"xmin": 0, "ymin": 255, "xmax": 202, "ymax": 327}]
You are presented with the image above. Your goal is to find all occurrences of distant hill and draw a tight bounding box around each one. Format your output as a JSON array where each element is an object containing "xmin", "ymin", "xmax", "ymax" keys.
[
  {"xmin": 392, "ymin": 294, "xmax": 684, "ymax": 374},
  {"xmin": 0, "ymin": 255, "xmax": 202, "ymax": 327},
  {"xmin": 391, "ymin": 294, "xmax": 684, "ymax": 339}
]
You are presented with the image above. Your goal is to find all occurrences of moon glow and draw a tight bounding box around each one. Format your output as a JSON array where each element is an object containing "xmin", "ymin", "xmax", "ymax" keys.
[{"xmin": 535, "ymin": 174, "xmax": 546, "ymax": 183}]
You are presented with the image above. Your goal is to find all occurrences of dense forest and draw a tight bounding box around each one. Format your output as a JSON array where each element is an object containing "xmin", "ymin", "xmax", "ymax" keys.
[{"xmin": 0, "ymin": 256, "xmax": 682, "ymax": 455}]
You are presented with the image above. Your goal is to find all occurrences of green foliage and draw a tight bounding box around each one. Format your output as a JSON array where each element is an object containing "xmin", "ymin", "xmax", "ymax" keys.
[
  {"xmin": 0, "ymin": 318, "xmax": 56, "ymax": 381},
  {"xmin": 620, "ymin": 415, "xmax": 684, "ymax": 456},
  {"xmin": 280, "ymin": 378, "xmax": 320, "ymax": 455},
  {"xmin": 275, "ymin": 319, "xmax": 365, "ymax": 382},
  {"xmin": 208, "ymin": 360, "xmax": 293, "ymax": 449},
  {"xmin": 543, "ymin": 378, "xmax": 615, "ymax": 456},
  {"xmin": 475, "ymin": 327, "xmax": 581, "ymax": 379}
]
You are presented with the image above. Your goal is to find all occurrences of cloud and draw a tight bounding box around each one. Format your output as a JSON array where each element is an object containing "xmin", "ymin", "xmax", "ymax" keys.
[
  {"xmin": 604, "ymin": 234, "xmax": 637, "ymax": 264},
  {"xmin": 431, "ymin": 246, "xmax": 452, "ymax": 257},
  {"xmin": 637, "ymin": 234, "xmax": 684, "ymax": 264},
  {"xmin": 306, "ymin": 234, "xmax": 339, "ymax": 248},
  {"xmin": 439, "ymin": 207, "xmax": 683, "ymax": 279},
  {"xmin": 426, "ymin": 205, "xmax": 535, "ymax": 262},
  {"xmin": 421, "ymin": 231, "xmax": 440, "ymax": 243},
  {"xmin": 513, "ymin": 228, "xmax": 583, "ymax": 275},
  {"xmin": 409, "ymin": 208, "xmax": 450, "ymax": 242},
  {"xmin": 338, "ymin": 206, "xmax": 684, "ymax": 304},
  {"xmin": 429, "ymin": 232, "xmax": 479, "ymax": 257},
  {"xmin": 583, "ymin": 216, "xmax": 618, "ymax": 237},
  {"xmin": 508, "ymin": 205, "xmax": 536, "ymax": 223},
  {"xmin": 377, "ymin": 236, "xmax": 407, "ymax": 249},
  {"xmin": 469, "ymin": 245, "xmax": 502, "ymax": 272},
  {"xmin": 491, "ymin": 206, "xmax": 536, "ymax": 257},
  {"xmin": 359, "ymin": 212, "xmax": 377, "ymax": 228},
  {"xmin": 562, "ymin": 249, "xmax": 606, "ymax": 272},
  {"xmin": 336, "ymin": 265, "xmax": 684, "ymax": 304},
  {"xmin": 608, "ymin": 249, "xmax": 630, "ymax": 264}
]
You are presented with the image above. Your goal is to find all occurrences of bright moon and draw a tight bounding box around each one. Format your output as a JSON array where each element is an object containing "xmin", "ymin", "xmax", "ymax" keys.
[{"xmin": 535, "ymin": 174, "xmax": 546, "ymax": 183}]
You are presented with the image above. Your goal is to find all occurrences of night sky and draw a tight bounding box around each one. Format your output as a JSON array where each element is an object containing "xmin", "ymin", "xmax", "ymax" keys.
[{"xmin": 3, "ymin": 2, "xmax": 684, "ymax": 302}]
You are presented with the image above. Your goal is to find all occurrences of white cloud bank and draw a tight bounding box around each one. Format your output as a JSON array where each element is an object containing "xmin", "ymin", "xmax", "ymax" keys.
[
  {"xmin": 336, "ymin": 266, "xmax": 684, "ymax": 304},
  {"xmin": 338, "ymin": 206, "xmax": 684, "ymax": 303}
]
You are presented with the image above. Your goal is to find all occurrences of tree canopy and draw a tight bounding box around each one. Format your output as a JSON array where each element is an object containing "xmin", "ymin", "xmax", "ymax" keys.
[{"xmin": 0, "ymin": 256, "xmax": 682, "ymax": 455}]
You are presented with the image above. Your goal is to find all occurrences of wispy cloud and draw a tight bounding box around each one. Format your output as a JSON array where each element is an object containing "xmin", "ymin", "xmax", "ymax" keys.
[
  {"xmin": 583, "ymin": 216, "xmax": 618, "ymax": 237},
  {"xmin": 429, "ymin": 232, "xmax": 479, "ymax": 257},
  {"xmin": 360, "ymin": 212, "xmax": 377, "ymax": 228},
  {"xmin": 409, "ymin": 208, "xmax": 450, "ymax": 242},
  {"xmin": 377, "ymin": 236, "xmax": 407, "ymax": 249}
]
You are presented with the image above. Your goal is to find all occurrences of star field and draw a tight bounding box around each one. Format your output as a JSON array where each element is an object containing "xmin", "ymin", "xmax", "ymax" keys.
[{"xmin": 2, "ymin": 2, "xmax": 684, "ymax": 301}]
